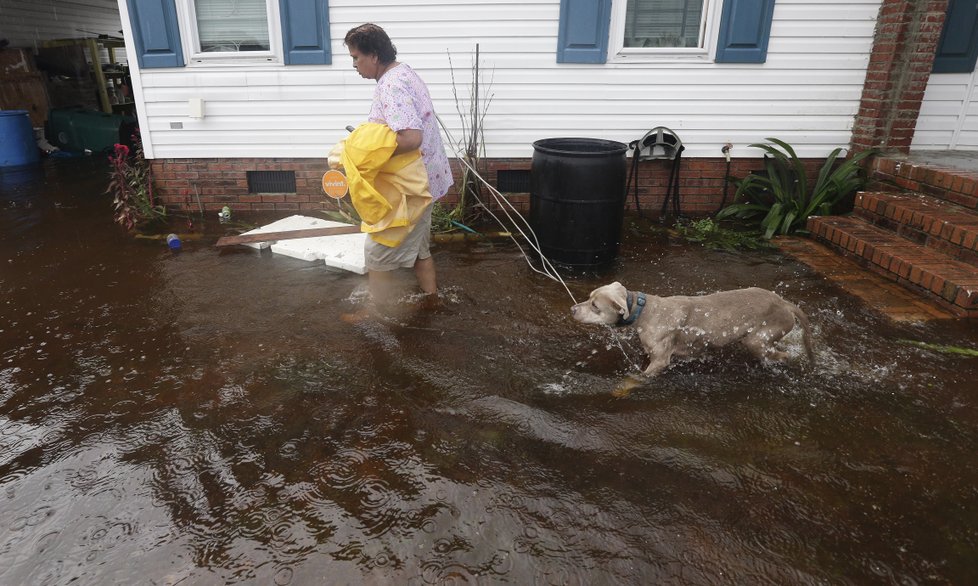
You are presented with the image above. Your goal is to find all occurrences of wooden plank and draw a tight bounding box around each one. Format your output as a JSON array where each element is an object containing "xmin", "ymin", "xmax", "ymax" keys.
[
  {"xmin": 87, "ymin": 38, "xmax": 112, "ymax": 114},
  {"xmin": 215, "ymin": 225, "xmax": 362, "ymax": 247}
]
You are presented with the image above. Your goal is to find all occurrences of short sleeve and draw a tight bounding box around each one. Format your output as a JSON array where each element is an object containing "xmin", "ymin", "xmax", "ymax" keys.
[{"xmin": 378, "ymin": 73, "xmax": 423, "ymax": 133}]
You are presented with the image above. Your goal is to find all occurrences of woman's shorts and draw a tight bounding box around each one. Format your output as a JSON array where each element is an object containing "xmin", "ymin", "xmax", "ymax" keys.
[{"xmin": 364, "ymin": 206, "xmax": 433, "ymax": 271}]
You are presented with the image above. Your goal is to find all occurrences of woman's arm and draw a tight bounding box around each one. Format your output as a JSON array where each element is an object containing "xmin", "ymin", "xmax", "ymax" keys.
[{"xmin": 393, "ymin": 128, "xmax": 423, "ymax": 155}]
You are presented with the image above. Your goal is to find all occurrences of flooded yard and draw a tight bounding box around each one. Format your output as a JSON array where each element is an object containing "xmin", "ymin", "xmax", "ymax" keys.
[{"xmin": 2, "ymin": 157, "xmax": 977, "ymax": 584}]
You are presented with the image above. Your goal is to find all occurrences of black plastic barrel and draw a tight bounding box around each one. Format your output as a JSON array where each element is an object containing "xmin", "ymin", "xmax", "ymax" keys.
[{"xmin": 529, "ymin": 138, "xmax": 628, "ymax": 269}]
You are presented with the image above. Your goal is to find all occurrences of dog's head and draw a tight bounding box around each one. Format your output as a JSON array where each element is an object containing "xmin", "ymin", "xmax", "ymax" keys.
[{"xmin": 571, "ymin": 281, "xmax": 631, "ymax": 325}]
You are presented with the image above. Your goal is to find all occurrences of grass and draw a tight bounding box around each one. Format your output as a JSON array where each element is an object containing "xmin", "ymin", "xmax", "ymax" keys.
[
  {"xmin": 898, "ymin": 340, "xmax": 978, "ymax": 357},
  {"xmin": 674, "ymin": 218, "xmax": 774, "ymax": 251}
]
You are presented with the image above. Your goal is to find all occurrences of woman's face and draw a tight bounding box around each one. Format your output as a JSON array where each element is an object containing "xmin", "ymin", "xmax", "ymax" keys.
[{"xmin": 349, "ymin": 47, "xmax": 381, "ymax": 80}]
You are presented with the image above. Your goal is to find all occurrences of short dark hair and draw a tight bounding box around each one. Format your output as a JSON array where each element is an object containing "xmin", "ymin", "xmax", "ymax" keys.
[{"xmin": 344, "ymin": 23, "xmax": 397, "ymax": 64}]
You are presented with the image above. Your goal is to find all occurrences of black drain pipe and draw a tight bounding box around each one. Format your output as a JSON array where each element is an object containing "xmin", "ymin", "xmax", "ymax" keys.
[{"xmin": 716, "ymin": 143, "xmax": 733, "ymax": 215}]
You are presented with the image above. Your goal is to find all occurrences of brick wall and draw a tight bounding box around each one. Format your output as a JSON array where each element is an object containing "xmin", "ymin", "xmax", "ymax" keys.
[
  {"xmin": 151, "ymin": 155, "xmax": 830, "ymax": 218},
  {"xmin": 850, "ymin": 0, "xmax": 948, "ymax": 153},
  {"xmin": 151, "ymin": 158, "xmax": 330, "ymax": 212}
]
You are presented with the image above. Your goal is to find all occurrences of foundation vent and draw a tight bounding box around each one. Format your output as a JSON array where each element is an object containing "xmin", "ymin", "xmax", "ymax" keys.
[
  {"xmin": 496, "ymin": 169, "xmax": 531, "ymax": 193},
  {"xmin": 247, "ymin": 170, "xmax": 296, "ymax": 193}
]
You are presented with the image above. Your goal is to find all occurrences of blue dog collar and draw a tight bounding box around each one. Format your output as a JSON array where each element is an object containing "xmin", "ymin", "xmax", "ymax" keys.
[{"xmin": 617, "ymin": 292, "xmax": 646, "ymax": 326}]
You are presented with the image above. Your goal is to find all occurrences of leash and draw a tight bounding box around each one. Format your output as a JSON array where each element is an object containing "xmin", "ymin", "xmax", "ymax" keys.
[{"xmin": 436, "ymin": 114, "xmax": 578, "ymax": 305}]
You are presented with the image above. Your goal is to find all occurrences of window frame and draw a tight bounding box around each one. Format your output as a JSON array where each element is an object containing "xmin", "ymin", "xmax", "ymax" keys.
[
  {"xmin": 176, "ymin": 0, "xmax": 284, "ymax": 65},
  {"xmin": 607, "ymin": 0, "xmax": 722, "ymax": 63}
]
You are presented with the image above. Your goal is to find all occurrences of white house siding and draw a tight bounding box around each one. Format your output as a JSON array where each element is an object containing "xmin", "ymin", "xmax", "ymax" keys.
[
  {"xmin": 121, "ymin": 0, "xmax": 882, "ymax": 160},
  {"xmin": 912, "ymin": 71, "xmax": 978, "ymax": 151},
  {"xmin": 0, "ymin": 0, "xmax": 123, "ymax": 50}
]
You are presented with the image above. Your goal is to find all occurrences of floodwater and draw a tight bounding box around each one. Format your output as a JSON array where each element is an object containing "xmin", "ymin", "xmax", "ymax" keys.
[{"xmin": 2, "ymin": 157, "xmax": 977, "ymax": 585}]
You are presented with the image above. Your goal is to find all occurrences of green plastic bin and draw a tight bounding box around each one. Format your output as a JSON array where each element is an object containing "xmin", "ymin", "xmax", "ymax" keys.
[{"xmin": 46, "ymin": 108, "xmax": 137, "ymax": 153}]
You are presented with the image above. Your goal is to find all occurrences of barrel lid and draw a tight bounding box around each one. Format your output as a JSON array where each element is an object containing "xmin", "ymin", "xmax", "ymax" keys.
[
  {"xmin": 533, "ymin": 137, "xmax": 627, "ymax": 157},
  {"xmin": 0, "ymin": 110, "xmax": 31, "ymax": 117}
]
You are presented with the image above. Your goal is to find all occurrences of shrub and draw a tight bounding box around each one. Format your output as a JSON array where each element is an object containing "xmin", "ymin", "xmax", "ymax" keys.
[
  {"xmin": 716, "ymin": 138, "xmax": 876, "ymax": 239},
  {"xmin": 107, "ymin": 131, "xmax": 165, "ymax": 230}
]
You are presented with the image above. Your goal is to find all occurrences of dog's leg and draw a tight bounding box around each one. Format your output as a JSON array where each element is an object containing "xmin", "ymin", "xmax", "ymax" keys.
[
  {"xmin": 642, "ymin": 349, "xmax": 675, "ymax": 377},
  {"xmin": 742, "ymin": 334, "xmax": 788, "ymax": 362},
  {"xmin": 611, "ymin": 373, "xmax": 645, "ymax": 398}
]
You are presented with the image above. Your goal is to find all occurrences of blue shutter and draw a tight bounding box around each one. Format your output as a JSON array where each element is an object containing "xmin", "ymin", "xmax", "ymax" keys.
[
  {"xmin": 125, "ymin": 0, "xmax": 184, "ymax": 68},
  {"xmin": 280, "ymin": 0, "xmax": 332, "ymax": 65},
  {"xmin": 716, "ymin": 0, "xmax": 776, "ymax": 64},
  {"xmin": 933, "ymin": 0, "xmax": 978, "ymax": 74},
  {"xmin": 557, "ymin": 0, "xmax": 612, "ymax": 64}
]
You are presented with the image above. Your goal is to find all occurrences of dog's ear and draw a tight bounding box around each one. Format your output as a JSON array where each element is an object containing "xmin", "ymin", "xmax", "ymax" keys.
[{"xmin": 609, "ymin": 284, "xmax": 629, "ymax": 317}]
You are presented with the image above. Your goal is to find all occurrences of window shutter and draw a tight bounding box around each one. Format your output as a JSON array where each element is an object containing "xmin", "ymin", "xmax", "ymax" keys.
[
  {"xmin": 557, "ymin": 0, "xmax": 612, "ymax": 64},
  {"xmin": 125, "ymin": 0, "xmax": 184, "ymax": 68},
  {"xmin": 933, "ymin": 0, "xmax": 978, "ymax": 74},
  {"xmin": 280, "ymin": 0, "xmax": 332, "ymax": 65},
  {"xmin": 715, "ymin": 0, "xmax": 776, "ymax": 64}
]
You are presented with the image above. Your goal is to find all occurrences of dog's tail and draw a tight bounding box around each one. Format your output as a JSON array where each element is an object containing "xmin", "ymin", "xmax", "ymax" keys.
[{"xmin": 790, "ymin": 303, "xmax": 815, "ymax": 364}]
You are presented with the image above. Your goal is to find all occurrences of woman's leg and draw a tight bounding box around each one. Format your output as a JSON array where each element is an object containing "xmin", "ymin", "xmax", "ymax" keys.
[
  {"xmin": 414, "ymin": 256, "xmax": 436, "ymax": 294},
  {"xmin": 368, "ymin": 269, "xmax": 396, "ymax": 302}
]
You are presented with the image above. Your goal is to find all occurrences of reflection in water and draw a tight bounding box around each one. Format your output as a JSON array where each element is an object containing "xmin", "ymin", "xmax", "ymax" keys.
[{"xmin": 2, "ymin": 158, "xmax": 977, "ymax": 584}]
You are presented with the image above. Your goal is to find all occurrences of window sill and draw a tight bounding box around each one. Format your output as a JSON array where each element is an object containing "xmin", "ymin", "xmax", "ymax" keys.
[
  {"xmin": 187, "ymin": 58, "xmax": 283, "ymax": 67},
  {"xmin": 607, "ymin": 52, "xmax": 715, "ymax": 65}
]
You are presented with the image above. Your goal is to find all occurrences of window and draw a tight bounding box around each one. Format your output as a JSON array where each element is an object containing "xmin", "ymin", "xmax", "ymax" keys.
[
  {"xmin": 178, "ymin": 0, "xmax": 283, "ymax": 63},
  {"xmin": 557, "ymin": 0, "xmax": 775, "ymax": 64},
  {"xmin": 196, "ymin": 0, "xmax": 270, "ymax": 53},
  {"xmin": 127, "ymin": 0, "xmax": 332, "ymax": 68},
  {"xmin": 624, "ymin": 0, "xmax": 705, "ymax": 48},
  {"xmin": 609, "ymin": 0, "xmax": 720, "ymax": 60}
]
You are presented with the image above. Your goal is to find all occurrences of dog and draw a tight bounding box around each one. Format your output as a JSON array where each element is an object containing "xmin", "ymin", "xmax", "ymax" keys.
[{"xmin": 571, "ymin": 282, "xmax": 814, "ymax": 377}]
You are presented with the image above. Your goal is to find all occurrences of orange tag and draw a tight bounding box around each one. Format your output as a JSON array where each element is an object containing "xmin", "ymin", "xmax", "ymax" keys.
[{"xmin": 322, "ymin": 169, "xmax": 349, "ymax": 199}]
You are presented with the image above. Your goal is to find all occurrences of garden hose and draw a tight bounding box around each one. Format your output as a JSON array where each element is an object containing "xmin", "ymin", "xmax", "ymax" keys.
[{"xmin": 625, "ymin": 141, "xmax": 644, "ymax": 217}]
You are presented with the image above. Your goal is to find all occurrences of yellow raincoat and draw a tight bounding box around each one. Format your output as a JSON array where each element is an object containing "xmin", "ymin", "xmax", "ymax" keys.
[{"xmin": 328, "ymin": 123, "xmax": 432, "ymax": 247}]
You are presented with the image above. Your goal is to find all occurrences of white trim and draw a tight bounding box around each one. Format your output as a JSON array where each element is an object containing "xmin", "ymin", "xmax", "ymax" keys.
[
  {"xmin": 608, "ymin": 0, "xmax": 721, "ymax": 64},
  {"xmin": 116, "ymin": 0, "xmax": 154, "ymax": 158},
  {"xmin": 175, "ymin": 0, "xmax": 284, "ymax": 65},
  {"xmin": 950, "ymin": 68, "xmax": 978, "ymax": 149}
]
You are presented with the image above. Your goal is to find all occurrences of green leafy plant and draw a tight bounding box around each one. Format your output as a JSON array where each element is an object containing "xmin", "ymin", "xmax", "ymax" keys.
[
  {"xmin": 430, "ymin": 201, "xmax": 457, "ymax": 233},
  {"xmin": 319, "ymin": 196, "xmax": 361, "ymax": 225},
  {"xmin": 716, "ymin": 138, "xmax": 877, "ymax": 239},
  {"xmin": 898, "ymin": 339, "xmax": 978, "ymax": 357},
  {"xmin": 107, "ymin": 130, "xmax": 165, "ymax": 230},
  {"xmin": 674, "ymin": 218, "xmax": 773, "ymax": 251}
]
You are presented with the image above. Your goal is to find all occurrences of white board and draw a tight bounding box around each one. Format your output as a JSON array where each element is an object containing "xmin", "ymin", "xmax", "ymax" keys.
[{"xmin": 241, "ymin": 215, "xmax": 367, "ymax": 274}]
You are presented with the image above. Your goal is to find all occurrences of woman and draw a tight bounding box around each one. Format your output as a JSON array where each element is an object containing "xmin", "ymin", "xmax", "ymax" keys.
[{"xmin": 344, "ymin": 23, "xmax": 453, "ymax": 300}]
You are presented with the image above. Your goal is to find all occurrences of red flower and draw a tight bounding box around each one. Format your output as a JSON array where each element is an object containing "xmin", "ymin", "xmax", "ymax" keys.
[{"xmin": 114, "ymin": 143, "xmax": 130, "ymax": 157}]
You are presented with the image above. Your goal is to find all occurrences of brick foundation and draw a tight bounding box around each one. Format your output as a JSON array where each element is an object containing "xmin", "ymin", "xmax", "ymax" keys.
[
  {"xmin": 151, "ymin": 155, "xmax": 831, "ymax": 217},
  {"xmin": 150, "ymin": 158, "xmax": 330, "ymax": 212}
]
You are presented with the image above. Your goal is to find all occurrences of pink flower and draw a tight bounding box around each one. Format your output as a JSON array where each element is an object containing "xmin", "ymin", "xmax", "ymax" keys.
[{"xmin": 114, "ymin": 144, "xmax": 130, "ymax": 157}]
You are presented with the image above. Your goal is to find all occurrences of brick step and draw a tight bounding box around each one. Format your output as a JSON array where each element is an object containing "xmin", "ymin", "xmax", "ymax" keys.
[
  {"xmin": 854, "ymin": 191, "xmax": 978, "ymax": 267},
  {"xmin": 807, "ymin": 215, "xmax": 978, "ymax": 314},
  {"xmin": 871, "ymin": 156, "xmax": 978, "ymax": 210}
]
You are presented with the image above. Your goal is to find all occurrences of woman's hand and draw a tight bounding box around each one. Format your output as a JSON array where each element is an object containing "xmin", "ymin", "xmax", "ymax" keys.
[{"xmin": 393, "ymin": 129, "xmax": 422, "ymax": 155}]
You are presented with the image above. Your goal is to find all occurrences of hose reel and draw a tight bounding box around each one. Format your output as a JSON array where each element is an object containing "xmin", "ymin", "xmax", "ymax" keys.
[{"xmin": 625, "ymin": 126, "xmax": 685, "ymax": 218}]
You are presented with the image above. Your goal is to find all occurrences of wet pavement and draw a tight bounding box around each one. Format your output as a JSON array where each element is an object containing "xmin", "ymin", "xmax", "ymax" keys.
[{"xmin": 2, "ymin": 157, "xmax": 978, "ymax": 584}]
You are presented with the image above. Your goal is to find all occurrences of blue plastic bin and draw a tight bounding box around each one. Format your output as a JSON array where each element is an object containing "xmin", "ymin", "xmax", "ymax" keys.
[{"xmin": 0, "ymin": 110, "xmax": 41, "ymax": 168}]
